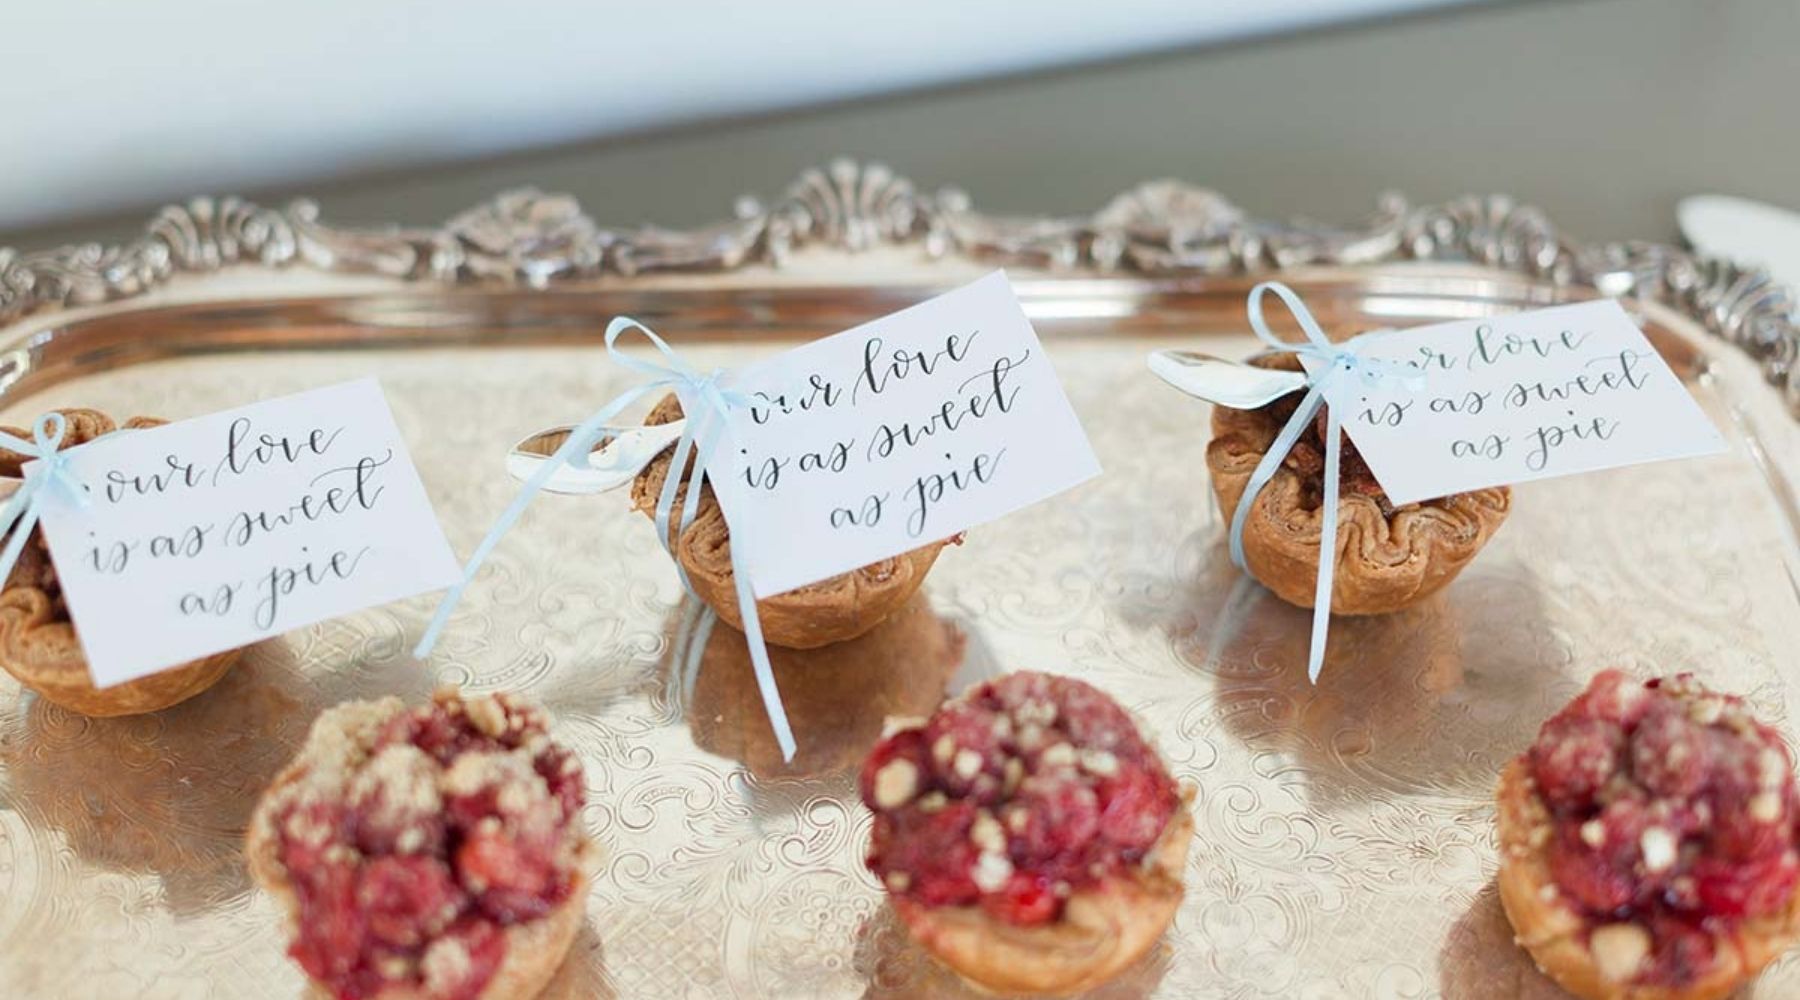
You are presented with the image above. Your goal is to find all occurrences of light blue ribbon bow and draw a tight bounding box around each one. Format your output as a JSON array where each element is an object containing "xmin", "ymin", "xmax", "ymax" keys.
[
  {"xmin": 1228, "ymin": 282, "xmax": 1424, "ymax": 682},
  {"xmin": 415, "ymin": 318, "xmax": 797, "ymax": 760},
  {"xmin": 0, "ymin": 413, "xmax": 89, "ymax": 586}
]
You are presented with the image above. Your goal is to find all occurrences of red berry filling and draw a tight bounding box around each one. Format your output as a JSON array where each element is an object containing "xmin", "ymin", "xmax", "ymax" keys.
[
  {"xmin": 859, "ymin": 672, "xmax": 1179, "ymax": 927},
  {"xmin": 270, "ymin": 691, "xmax": 586, "ymax": 1000},
  {"xmin": 1526, "ymin": 671, "xmax": 1799, "ymax": 987}
]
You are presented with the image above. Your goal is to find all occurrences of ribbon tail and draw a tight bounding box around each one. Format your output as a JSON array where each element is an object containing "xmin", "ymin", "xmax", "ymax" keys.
[
  {"xmin": 415, "ymin": 387, "xmax": 653, "ymax": 658},
  {"xmin": 1202, "ymin": 574, "xmax": 1263, "ymax": 673},
  {"xmin": 659, "ymin": 397, "xmax": 793, "ymax": 760},
  {"xmin": 1307, "ymin": 404, "xmax": 1344, "ymax": 683},
  {"xmin": 725, "ymin": 544, "xmax": 796, "ymax": 761},
  {"xmin": 663, "ymin": 595, "xmax": 709, "ymax": 710},
  {"xmin": 1227, "ymin": 383, "xmax": 1326, "ymax": 570},
  {"xmin": 662, "ymin": 597, "xmax": 691, "ymax": 711},
  {"xmin": 0, "ymin": 499, "xmax": 42, "ymax": 589},
  {"xmin": 673, "ymin": 406, "xmax": 719, "ymax": 555},
  {"xmin": 651, "ymin": 412, "xmax": 707, "ymax": 597},
  {"xmin": 681, "ymin": 603, "xmax": 717, "ymax": 706},
  {"xmin": 633, "ymin": 388, "xmax": 791, "ymax": 757},
  {"xmin": 680, "ymin": 410, "xmax": 795, "ymax": 760}
]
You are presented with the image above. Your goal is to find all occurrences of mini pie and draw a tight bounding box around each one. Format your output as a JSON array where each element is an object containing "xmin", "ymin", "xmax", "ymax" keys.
[
  {"xmin": 247, "ymin": 689, "xmax": 594, "ymax": 1000},
  {"xmin": 1497, "ymin": 670, "xmax": 1800, "ymax": 999},
  {"xmin": 0, "ymin": 408, "xmax": 242, "ymax": 716},
  {"xmin": 1206, "ymin": 355, "xmax": 1511, "ymax": 615},
  {"xmin": 859, "ymin": 671, "xmax": 1192, "ymax": 996},
  {"xmin": 631, "ymin": 393, "xmax": 952, "ymax": 649}
]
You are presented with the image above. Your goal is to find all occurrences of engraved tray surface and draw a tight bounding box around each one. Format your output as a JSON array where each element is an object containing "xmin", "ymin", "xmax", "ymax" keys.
[{"xmin": 4, "ymin": 254, "xmax": 1800, "ymax": 998}]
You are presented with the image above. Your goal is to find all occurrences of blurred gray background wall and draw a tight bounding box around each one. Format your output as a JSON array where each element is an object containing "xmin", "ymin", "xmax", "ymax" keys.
[{"xmin": 8, "ymin": 0, "xmax": 1794, "ymax": 251}]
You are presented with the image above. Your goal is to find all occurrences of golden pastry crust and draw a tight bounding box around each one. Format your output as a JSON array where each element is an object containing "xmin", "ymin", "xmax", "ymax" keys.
[
  {"xmin": 0, "ymin": 409, "xmax": 242, "ymax": 716},
  {"xmin": 1496, "ymin": 759, "xmax": 1800, "ymax": 1000},
  {"xmin": 1206, "ymin": 356, "xmax": 1511, "ymax": 615},
  {"xmin": 247, "ymin": 695, "xmax": 594, "ymax": 1000},
  {"xmin": 895, "ymin": 809, "xmax": 1192, "ymax": 998},
  {"xmin": 630, "ymin": 393, "xmax": 948, "ymax": 649}
]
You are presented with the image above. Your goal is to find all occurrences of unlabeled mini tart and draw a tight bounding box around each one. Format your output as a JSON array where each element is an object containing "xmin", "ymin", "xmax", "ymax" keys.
[
  {"xmin": 1497, "ymin": 670, "xmax": 1800, "ymax": 1000},
  {"xmin": 631, "ymin": 393, "xmax": 952, "ymax": 649},
  {"xmin": 0, "ymin": 408, "xmax": 241, "ymax": 716},
  {"xmin": 1206, "ymin": 355, "xmax": 1511, "ymax": 615},
  {"xmin": 247, "ymin": 689, "xmax": 594, "ymax": 1000},
  {"xmin": 859, "ymin": 671, "xmax": 1192, "ymax": 997}
]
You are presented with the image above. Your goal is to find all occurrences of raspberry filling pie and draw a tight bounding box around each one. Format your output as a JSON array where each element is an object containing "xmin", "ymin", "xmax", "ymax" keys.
[
  {"xmin": 248, "ymin": 690, "xmax": 592, "ymax": 1000},
  {"xmin": 1498, "ymin": 671, "xmax": 1800, "ymax": 999},
  {"xmin": 859, "ymin": 671, "xmax": 1192, "ymax": 996}
]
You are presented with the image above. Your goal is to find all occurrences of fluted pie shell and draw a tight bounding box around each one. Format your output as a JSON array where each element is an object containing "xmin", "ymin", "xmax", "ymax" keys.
[
  {"xmin": 0, "ymin": 409, "xmax": 242, "ymax": 716},
  {"xmin": 1496, "ymin": 759, "xmax": 1800, "ymax": 1000},
  {"xmin": 1206, "ymin": 355, "xmax": 1511, "ymax": 615},
  {"xmin": 630, "ymin": 393, "xmax": 948, "ymax": 649},
  {"xmin": 894, "ymin": 808, "xmax": 1192, "ymax": 997}
]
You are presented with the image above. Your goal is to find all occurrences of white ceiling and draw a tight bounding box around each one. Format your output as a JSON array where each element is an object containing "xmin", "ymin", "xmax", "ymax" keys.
[{"xmin": 0, "ymin": 0, "xmax": 1474, "ymax": 231}]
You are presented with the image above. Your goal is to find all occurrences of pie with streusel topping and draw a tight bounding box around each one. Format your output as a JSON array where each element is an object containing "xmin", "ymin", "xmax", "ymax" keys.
[
  {"xmin": 247, "ymin": 689, "xmax": 594, "ymax": 1000},
  {"xmin": 859, "ymin": 671, "xmax": 1192, "ymax": 996},
  {"xmin": 1498, "ymin": 670, "xmax": 1800, "ymax": 999}
]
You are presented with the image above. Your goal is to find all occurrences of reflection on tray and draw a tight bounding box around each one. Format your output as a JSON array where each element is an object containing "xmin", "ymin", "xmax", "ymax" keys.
[
  {"xmin": 1173, "ymin": 556, "xmax": 1569, "ymax": 810},
  {"xmin": 670, "ymin": 595, "xmax": 967, "ymax": 779},
  {"xmin": 0, "ymin": 622, "xmax": 432, "ymax": 914},
  {"xmin": 1438, "ymin": 884, "xmax": 1565, "ymax": 999},
  {"xmin": 536, "ymin": 926, "xmax": 620, "ymax": 1000},
  {"xmin": 852, "ymin": 901, "xmax": 1170, "ymax": 1000}
]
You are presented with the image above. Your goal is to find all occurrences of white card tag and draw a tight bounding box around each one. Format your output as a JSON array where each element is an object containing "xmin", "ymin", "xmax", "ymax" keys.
[
  {"xmin": 711, "ymin": 271, "xmax": 1100, "ymax": 598},
  {"xmin": 30, "ymin": 378, "xmax": 461, "ymax": 687},
  {"xmin": 1302, "ymin": 299, "xmax": 1726, "ymax": 505}
]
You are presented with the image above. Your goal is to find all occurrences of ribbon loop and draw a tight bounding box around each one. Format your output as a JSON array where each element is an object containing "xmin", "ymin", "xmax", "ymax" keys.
[
  {"xmin": 417, "ymin": 319, "xmax": 798, "ymax": 761},
  {"xmin": 0, "ymin": 411, "xmax": 88, "ymax": 593},
  {"xmin": 31, "ymin": 412, "xmax": 66, "ymax": 451},
  {"xmin": 1227, "ymin": 282, "xmax": 1424, "ymax": 683}
]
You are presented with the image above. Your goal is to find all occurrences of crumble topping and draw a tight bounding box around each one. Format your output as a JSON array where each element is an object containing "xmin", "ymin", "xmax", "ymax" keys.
[
  {"xmin": 1590, "ymin": 923, "xmax": 1652, "ymax": 983},
  {"xmin": 859, "ymin": 671, "xmax": 1179, "ymax": 926},
  {"xmin": 261, "ymin": 689, "xmax": 586, "ymax": 1000},
  {"xmin": 871, "ymin": 759, "xmax": 920, "ymax": 810},
  {"xmin": 1525, "ymin": 670, "xmax": 1800, "ymax": 987}
]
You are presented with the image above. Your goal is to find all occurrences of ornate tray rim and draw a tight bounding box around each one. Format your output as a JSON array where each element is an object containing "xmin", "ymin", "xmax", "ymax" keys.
[{"xmin": 3, "ymin": 157, "xmax": 1795, "ymax": 413}]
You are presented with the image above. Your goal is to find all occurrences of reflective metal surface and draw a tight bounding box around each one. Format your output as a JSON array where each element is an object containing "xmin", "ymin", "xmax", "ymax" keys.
[{"xmin": 2, "ymin": 265, "xmax": 1800, "ymax": 999}]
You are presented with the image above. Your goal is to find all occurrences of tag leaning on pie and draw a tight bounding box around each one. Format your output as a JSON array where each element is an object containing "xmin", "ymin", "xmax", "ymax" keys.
[
  {"xmin": 1304, "ymin": 299, "xmax": 1726, "ymax": 506},
  {"xmin": 25, "ymin": 379, "xmax": 460, "ymax": 688},
  {"xmin": 708, "ymin": 271, "xmax": 1102, "ymax": 599}
]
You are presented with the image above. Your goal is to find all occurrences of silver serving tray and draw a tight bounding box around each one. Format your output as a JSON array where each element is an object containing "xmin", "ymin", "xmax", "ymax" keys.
[{"xmin": 2, "ymin": 161, "xmax": 1799, "ymax": 999}]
